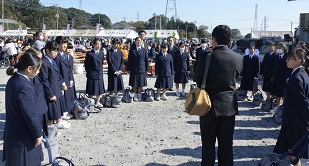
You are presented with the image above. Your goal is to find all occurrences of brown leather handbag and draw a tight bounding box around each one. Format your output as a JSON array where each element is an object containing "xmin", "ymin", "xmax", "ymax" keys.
[{"xmin": 185, "ymin": 54, "xmax": 211, "ymax": 116}]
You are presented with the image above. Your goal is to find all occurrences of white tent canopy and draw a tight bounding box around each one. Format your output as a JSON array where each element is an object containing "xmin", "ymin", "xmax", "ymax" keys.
[
  {"xmin": 68, "ymin": 29, "xmax": 88, "ymax": 37},
  {"xmin": 144, "ymin": 30, "xmax": 179, "ymax": 39},
  {"xmin": 2, "ymin": 30, "xmax": 28, "ymax": 36},
  {"xmin": 251, "ymin": 31, "xmax": 293, "ymax": 38},
  {"xmin": 97, "ymin": 29, "xmax": 137, "ymax": 38},
  {"xmin": 45, "ymin": 30, "xmax": 69, "ymax": 37}
]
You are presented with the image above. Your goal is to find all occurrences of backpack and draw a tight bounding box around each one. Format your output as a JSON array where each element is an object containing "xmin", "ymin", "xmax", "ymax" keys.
[
  {"xmin": 258, "ymin": 153, "xmax": 290, "ymax": 166},
  {"xmin": 235, "ymin": 88, "xmax": 245, "ymax": 101},
  {"xmin": 190, "ymin": 84, "xmax": 197, "ymax": 91},
  {"xmin": 252, "ymin": 90, "xmax": 263, "ymax": 106},
  {"xmin": 72, "ymin": 101, "xmax": 90, "ymax": 119},
  {"xmin": 101, "ymin": 94, "xmax": 121, "ymax": 108},
  {"xmin": 41, "ymin": 126, "xmax": 75, "ymax": 166},
  {"xmin": 41, "ymin": 126, "xmax": 60, "ymax": 165},
  {"xmin": 261, "ymin": 98, "xmax": 276, "ymax": 111},
  {"xmin": 122, "ymin": 87, "xmax": 134, "ymax": 103},
  {"xmin": 142, "ymin": 88, "xmax": 156, "ymax": 102}
]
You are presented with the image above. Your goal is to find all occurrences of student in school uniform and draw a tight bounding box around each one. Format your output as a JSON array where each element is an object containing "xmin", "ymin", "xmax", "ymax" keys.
[
  {"xmin": 194, "ymin": 39, "xmax": 208, "ymax": 82},
  {"xmin": 240, "ymin": 45, "xmax": 259, "ymax": 100},
  {"xmin": 3, "ymin": 52, "xmax": 43, "ymax": 166},
  {"xmin": 127, "ymin": 37, "xmax": 149, "ymax": 102},
  {"xmin": 245, "ymin": 41, "xmax": 260, "ymax": 56},
  {"xmin": 27, "ymin": 47, "xmax": 49, "ymax": 136},
  {"xmin": 84, "ymin": 38, "xmax": 105, "ymax": 108},
  {"xmin": 274, "ymin": 48, "xmax": 309, "ymax": 166},
  {"xmin": 107, "ymin": 38, "xmax": 124, "ymax": 96},
  {"xmin": 64, "ymin": 43, "xmax": 77, "ymax": 104},
  {"xmin": 261, "ymin": 42, "xmax": 276, "ymax": 99},
  {"xmin": 173, "ymin": 41, "xmax": 190, "ymax": 97},
  {"xmin": 155, "ymin": 43, "xmax": 174, "ymax": 101},
  {"xmin": 271, "ymin": 42, "xmax": 293, "ymax": 105},
  {"xmin": 54, "ymin": 37, "xmax": 74, "ymax": 119},
  {"xmin": 39, "ymin": 41, "xmax": 71, "ymax": 129}
]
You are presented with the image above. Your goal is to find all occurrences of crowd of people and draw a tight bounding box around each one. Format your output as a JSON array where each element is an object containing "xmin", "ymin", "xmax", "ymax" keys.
[{"xmin": 1, "ymin": 25, "xmax": 309, "ymax": 165}]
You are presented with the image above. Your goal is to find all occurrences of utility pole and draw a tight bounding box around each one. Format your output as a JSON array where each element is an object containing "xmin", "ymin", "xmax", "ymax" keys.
[
  {"xmin": 264, "ymin": 16, "xmax": 266, "ymax": 31},
  {"xmin": 72, "ymin": 18, "xmax": 74, "ymax": 29},
  {"xmin": 186, "ymin": 25, "xmax": 188, "ymax": 39},
  {"xmin": 2, "ymin": 0, "xmax": 4, "ymax": 29},
  {"xmin": 160, "ymin": 16, "xmax": 162, "ymax": 30},
  {"xmin": 137, "ymin": 11, "xmax": 139, "ymax": 22},
  {"xmin": 98, "ymin": 13, "xmax": 100, "ymax": 24},
  {"xmin": 194, "ymin": 20, "xmax": 197, "ymax": 38},
  {"xmin": 153, "ymin": 13, "xmax": 156, "ymax": 30},
  {"xmin": 55, "ymin": 1, "xmax": 59, "ymax": 30}
]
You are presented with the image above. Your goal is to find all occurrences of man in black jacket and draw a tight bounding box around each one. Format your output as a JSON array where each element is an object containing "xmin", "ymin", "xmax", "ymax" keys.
[{"xmin": 195, "ymin": 25, "xmax": 243, "ymax": 166}]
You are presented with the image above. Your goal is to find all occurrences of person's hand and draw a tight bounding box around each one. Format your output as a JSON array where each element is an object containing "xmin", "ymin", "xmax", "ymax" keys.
[
  {"xmin": 50, "ymin": 96, "xmax": 57, "ymax": 101},
  {"xmin": 127, "ymin": 71, "xmax": 131, "ymax": 74},
  {"xmin": 155, "ymin": 75, "xmax": 158, "ymax": 78},
  {"xmin": 62, "ymin": 84, "xmax": 68, "ymax": 91},
  {"xmin": 70, "ymin": 81, "xmax": 73, "ymax": 88},
  {"xmin": 35, "ymin": 136, "xmax": 43, "ymax": 147},
  {"xmin": 115, "ymin": 72, "xmax": 120, "ymax": 76}
]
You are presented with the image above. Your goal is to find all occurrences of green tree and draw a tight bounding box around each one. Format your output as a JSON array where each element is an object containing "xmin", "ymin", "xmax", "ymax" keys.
[
  {"xmin": 89, "ymin": 14, "xmax": 111, "ymax": 29},
  {"xmin": 231, "ymin": 29, "xmax": 242, "ymax": 40}
]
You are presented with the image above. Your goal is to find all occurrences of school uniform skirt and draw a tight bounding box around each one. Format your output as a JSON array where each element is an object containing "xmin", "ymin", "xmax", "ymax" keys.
[
  {"xmin": 63, "ymin": 89, "xmax": 74, "ymax": 113},
  {"xmin": 240, "ymin": 76, "xmax": 254, "ymax": 91},
  {"xmin": 46, "ymin": 96, "xmax": 65, "ymax": 120},
  {"xmin": 271, "ymin": 78, "xmax": 286, "ymax": 97},
  {"xmin": 174, "ymin": 72, "xmax": 188, "ymax": 84},
  {"xmin": 108, "ymin": 74, "xmax": 124, "ymax": 92},
  {"xmin": 3, "ymin": 142, "xmax": 43, "ymax": 166},
  {"xmin": 129, "ymin": 73, "xmax": 147, "ymax": 87},
  {"xmin": 274, "ymin": 126, "xmax": 309, "ymax": 158},
  {"xmin": 262, "ymin": 74, "xmax": 272, "ymax": 92},
  {"xmin": 155, "ymin": 76, "xmax": 173, "ymax": 89},
  {"xmin": 86, "ymin": 78, "xmax": 105, "ymax": 96}
]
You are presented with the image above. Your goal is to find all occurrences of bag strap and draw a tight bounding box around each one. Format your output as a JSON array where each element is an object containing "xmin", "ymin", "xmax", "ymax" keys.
[
  {"xmin": 53, "ymin": 156, "xmax": 75, "ymax": 166},
  {"xmin": 201, "ymin": 53, "xmax": 211, "ymax": 89},
  {"xmin": 43, "ymin": 132, "xmax": 53, "ymax": 164},
  {"xmin": 271, "ymin": 131, "xmax": 309, "ymax": 165}
]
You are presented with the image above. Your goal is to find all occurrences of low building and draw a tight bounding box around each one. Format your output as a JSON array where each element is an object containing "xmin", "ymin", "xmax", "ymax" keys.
[{"xmin": 111, "ymin": 21, "xmax": 135, "ymax": 30}]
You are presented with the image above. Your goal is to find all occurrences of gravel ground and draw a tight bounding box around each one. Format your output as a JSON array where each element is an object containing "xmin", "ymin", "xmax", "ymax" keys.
[{"xmin": 0, "ymin": 65, "xmax": 282, "ymax": 166}]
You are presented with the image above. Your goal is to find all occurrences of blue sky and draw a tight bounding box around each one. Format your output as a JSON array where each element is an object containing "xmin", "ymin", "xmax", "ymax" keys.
[{"xmin": 40, "ymin": 0, "xmax": 309, "ymax": 36}]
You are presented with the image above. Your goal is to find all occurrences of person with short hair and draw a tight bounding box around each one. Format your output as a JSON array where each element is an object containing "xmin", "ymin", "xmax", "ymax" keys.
[
  {"xmin": 245, "ymin": 41, "xmax": 260, "ymax": 56},
  {"xmin": 240, "ymin": 45, "xmax": 260, "ymax": 100},
  {"xmin": 173, "ymin": 41, "xmax": 190, "ymax": 96},
  {"xmin": 271, "ymin": 42, "xmax": 293, "ymax": 105},
  {"xmin": 195, "ymin": 25, "xmax": 243, "ymax": 165},
  {"xmin": 261, "ymin": 42, "xmax": 277, "ymax": 99},
  {"xmin": 33, "ymin": 31, "xmax": 46, "ymax": 50},
  {"xmin": 274, "ymin": 48, "xmax": 309, "ymax": 166},
  {"xmin": 107, "ymin": 38, "xmax": 124, "ymax": 97},
  {"xmin": 39, "ymin": 41, "xmax": 70, "ymax": 129},
  {"xmin": 84, "ymin": 38, "xmax": 106, "ymax": 107},
  {"xmin": 127, "ymin": 37, "xmax": 149, "ymax": 102},
  {"xmin": 155, "ymin": 43, "xmax": 174, "ymax": 101}
]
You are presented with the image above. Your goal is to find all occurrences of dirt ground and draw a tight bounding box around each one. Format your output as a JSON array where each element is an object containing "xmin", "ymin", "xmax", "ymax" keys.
[{"xmin": 0, "ymin": 66, "xmax": 285, "ymax": 166}]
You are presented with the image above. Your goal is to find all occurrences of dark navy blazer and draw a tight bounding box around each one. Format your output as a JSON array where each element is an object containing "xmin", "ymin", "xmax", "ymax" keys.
[
  {"xmin": 107, "ymin": 48, "xmax": 124, "ymax": 76},
  {"xmin": 39, "ymin": 56, "xmax": 63, "ymax": 99},
  {"xmin": 173, "ymin": 51, "xmax": 190, "ymax": 73},
  {"xmin": 31, "ymin": 76, "xmax": 48, "ymax": 116},
  {"xmin": 127, "ymin": 47, "xmax": 149, "ymax": 74},
  {"xmin": 282, "ymin": 67, "xmax": 309, "ymax": 128},
  {"xmin": 84, "ymin": 49, "xmax": 104, "ymax": 79},
  {"xmin": 55, "ymin": 52, "xmax": 73, "ymax": 87},
  {"xmin": 155, "ymin": 53, "xmax": 174, "ymax": 77},
  {"xmin": 4, "ymin": 73, "xmax": 42, "ymax": 147}
]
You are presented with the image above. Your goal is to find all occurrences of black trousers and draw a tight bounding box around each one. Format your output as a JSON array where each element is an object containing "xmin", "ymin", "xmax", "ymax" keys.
[{"xmin": 199, "ymin": 110, "xmax": 235, "ymax": 166}]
